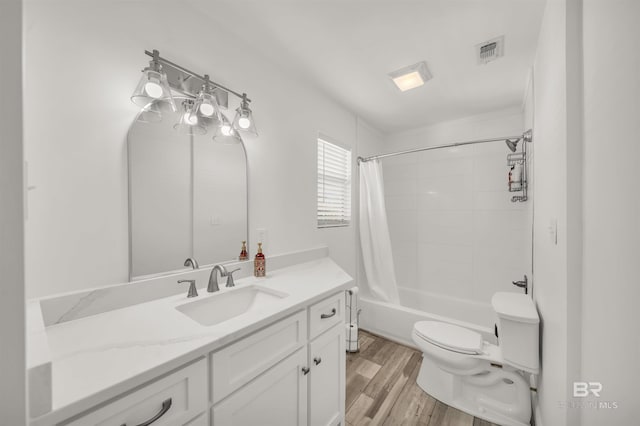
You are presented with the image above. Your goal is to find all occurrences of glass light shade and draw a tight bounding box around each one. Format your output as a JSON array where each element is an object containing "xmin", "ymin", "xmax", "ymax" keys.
[
  {"xmin": 189, "ymin": 90, "xmax": 222, "ymax": 134},
  {"xmin": 131, "ymin": 67, "xmax": 176, "ymax": 112},
  {"xmin": 192, "ymin": 91, "xmax": 221, "ymax": 120},
  {"xmin": 135, "ymin": 99, "xmax": 177, "ymax": 124},
  {"xmin": 174, "ymin": 101, "xmax": 206, "ymax": 136},
  {"xmin": 213, "ymin": 113, "xmax": 242, "ymax": 144},
  {"xmin": 136, "ymin": 102, "xmax": 162, "ymax": 123},
  {"xmin": 232, "ymin": 104, "xmax": 258, "ymax": 136}
]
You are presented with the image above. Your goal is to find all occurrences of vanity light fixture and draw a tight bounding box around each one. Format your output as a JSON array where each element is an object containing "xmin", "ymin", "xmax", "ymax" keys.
[
  {"xmin": 174, "ymin": 99, "xmax": 206, "ymax": 136},
  {"xmin": 131, "ymin": 49, "xmax": 258, "ymax": 139},
  {"xmin": 130, "ymin": 50, "xmax": 176, "ymax": 111},
  {"xmin": 232, "ymin": 93, "xmax": 258, "ymax": 136},
  {"xmin": 388, "ymin": 61, "xmax": 432, "ymax": 92}
]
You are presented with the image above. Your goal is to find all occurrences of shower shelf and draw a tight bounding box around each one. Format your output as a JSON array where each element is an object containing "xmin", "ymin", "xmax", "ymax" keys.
[
  {"xmin": 507, "ymin": 152, "xmax": 525, "ymax": 166},
  {"xmin": 509, "ymin": 182, "xmax": 526, "ymax": 192},
  {"xmin": 507, "ymin": 150, "xmax": 528, "ymax": 202}
]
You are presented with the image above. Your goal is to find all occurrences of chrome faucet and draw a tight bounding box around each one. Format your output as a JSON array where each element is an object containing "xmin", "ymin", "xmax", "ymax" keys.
[
  {"xmin": 208, "ymin": 264, "xmax": 228, "ymax": 293},
  {"xmin": 184, "ymin": 257, "xmax": 199, "ymax": 269}
]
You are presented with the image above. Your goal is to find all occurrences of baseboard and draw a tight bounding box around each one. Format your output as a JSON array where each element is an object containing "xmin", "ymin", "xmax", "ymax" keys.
[{"xmin": 359, "ymin": 327, "xmax": 419, "ymax": 351}]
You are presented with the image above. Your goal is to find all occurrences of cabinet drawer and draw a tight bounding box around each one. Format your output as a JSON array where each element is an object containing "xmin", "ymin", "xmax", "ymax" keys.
[
  {"xmin": 308, "ymin": 292, "xmax": 345, "ymax": 340},
  {"xmin": 211, "ymin": 310, "xmax": 307, "ymax": 403},
  {"xmin": 67, "ymin": 358, "xmax": 207, "ymax": 426}
]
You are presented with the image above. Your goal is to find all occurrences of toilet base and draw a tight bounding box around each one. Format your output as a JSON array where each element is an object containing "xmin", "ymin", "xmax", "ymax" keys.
[{"xmin": 416, "ymin": 355, "xmax": 532, "ymax": 426}]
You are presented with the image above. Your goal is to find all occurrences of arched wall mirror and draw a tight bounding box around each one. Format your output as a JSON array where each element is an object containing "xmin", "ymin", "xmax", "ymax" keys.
[{"xmin": 128, "ymin": 97, "xmax": 248, "ymax": 279}]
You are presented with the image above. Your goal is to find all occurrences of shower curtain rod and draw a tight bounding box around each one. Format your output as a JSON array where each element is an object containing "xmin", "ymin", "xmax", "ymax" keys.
[{"xmin": 357, "ymin": 131, "xmax": 532, "ymax": 164}]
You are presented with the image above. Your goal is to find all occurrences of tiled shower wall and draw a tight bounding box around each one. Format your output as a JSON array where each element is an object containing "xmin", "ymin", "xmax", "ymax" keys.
[{"xmin": 383, "ymin": 112, "xmax": 529, "ymax": 307}]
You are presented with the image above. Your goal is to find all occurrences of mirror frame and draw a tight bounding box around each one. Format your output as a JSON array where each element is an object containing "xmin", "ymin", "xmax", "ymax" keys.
[{"xmin": 126, "ymin": 97, "xmax": 250, "ymax": 281}]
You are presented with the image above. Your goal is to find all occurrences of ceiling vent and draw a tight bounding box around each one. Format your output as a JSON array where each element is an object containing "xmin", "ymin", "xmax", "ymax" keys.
[{"xmin": 476, "ymin": 36, "xmax": 504, "ymax": 64}]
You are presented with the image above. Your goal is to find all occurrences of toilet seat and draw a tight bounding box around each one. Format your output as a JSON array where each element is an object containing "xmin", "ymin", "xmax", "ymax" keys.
[{"xmin": 413, "ymin": 321, "xmax": 483, "ymax": 355}]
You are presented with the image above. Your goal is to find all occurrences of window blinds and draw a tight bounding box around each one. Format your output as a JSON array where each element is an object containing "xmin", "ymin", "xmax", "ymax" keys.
[{"xmin": 317, "ymin": 138, "xmax": 352, "ymax": 227}]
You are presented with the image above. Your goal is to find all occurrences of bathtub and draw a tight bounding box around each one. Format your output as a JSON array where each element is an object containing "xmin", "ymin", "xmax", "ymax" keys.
[{"xmin": 359, "ymin": 287, "xmax": 497, "ymax": 348}]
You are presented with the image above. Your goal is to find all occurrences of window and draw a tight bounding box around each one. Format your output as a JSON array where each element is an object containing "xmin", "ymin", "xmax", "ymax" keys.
[{"xmin": 317, "ymin": 137, "xmax": 352, "ymax": 228}]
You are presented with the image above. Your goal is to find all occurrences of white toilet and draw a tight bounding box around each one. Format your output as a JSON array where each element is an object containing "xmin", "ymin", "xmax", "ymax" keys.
[{"xmin": 412, "ymin": 292, "xmax": 539, "ymax": 426}]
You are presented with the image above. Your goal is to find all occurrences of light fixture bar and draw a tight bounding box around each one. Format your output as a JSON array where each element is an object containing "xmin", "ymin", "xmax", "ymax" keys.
[{"xmin": 143, "ymin": 49, "xmax": 251, "ymax": 106}]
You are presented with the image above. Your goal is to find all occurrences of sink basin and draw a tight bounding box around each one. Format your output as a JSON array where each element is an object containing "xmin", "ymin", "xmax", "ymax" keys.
[{"xmin": 175, "ymin": 285, "xmax": 288, "ymax": 326}]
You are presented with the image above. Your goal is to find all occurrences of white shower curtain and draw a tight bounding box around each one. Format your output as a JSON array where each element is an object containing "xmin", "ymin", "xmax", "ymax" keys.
[{"xmin": 359, "ymin": 160, "xmax": 400, "ymax": 304}]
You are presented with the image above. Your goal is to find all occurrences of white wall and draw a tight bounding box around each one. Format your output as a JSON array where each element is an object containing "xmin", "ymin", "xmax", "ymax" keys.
[
  {"xmin": 0, "ymin": 0, "xmax": 26, "ymax": 423},
  {"xmin": 24, "ymin": 1, "xmax": 364, "ymax": 298},
  {"xmin": 530, "ymin": 0, "xmax": 583, "ymax": 424},
  {"xmin": 522, "ymin": 74, "xmax": 534, "ymax": 288},
  {"xmin": 531, "ymin": 2, "xmax": 569, "ymax": 424},
  {"xmin": 580, "ymin": 0, "xmax": 639, "ymax": 424},
  {"xmin": 380, "ymin": 109, "xmax": 527, "ymax": 316}
]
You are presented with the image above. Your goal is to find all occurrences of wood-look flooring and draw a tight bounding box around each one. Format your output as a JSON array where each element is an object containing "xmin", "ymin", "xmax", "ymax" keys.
[{"xmin": 346, "ymin": 330, "xmax": 498, "ymax": 426}]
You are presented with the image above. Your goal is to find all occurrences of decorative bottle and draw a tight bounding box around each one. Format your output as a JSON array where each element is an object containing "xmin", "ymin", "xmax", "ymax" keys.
[
  {"xmin": 254, "ymin": 242, "xmax": 266, "ymax": 277},
  {"xmin": 239, "ymin": 241, "xmax": 248, "ymax": 261}
]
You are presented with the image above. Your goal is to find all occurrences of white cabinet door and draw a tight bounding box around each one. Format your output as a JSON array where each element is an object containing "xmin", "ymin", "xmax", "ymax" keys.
[
  {"xmin": 308, "ymin": 325, "xmax": 345, "ymax": 426},
  {"xmin": 212, "ymin": 348, "xmax": 308, "ymax": 426}
]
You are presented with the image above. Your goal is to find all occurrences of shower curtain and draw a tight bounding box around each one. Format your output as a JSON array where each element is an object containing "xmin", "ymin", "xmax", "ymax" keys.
[{"xmin": 359, "ymin": 160, "xmax": 400, "ymax": 304}]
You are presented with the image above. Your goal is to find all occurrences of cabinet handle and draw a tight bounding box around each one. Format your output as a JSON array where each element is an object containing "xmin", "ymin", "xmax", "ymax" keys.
[
  {"xmin": 320, "ymin": 308, "xmax": 336, "ymax": 319},
  {"xmin": 302, "ymin": 366, "xmax": 310, "ymax": 375},
  {"xmin": 120, "ymin": 398, "xmax": 172, "ymax": 426},
  {"xmin": 313, "ymin": 357, "xmax": 322, "ymax": 366}
]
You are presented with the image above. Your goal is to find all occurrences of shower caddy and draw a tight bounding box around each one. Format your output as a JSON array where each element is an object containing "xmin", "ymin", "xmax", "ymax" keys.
[{"xmin": 508, "ymin": 129, "xmax": 532, "ymax": 202}]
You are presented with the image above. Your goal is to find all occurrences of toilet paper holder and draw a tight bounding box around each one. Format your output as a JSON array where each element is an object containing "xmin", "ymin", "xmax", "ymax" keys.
[{"xmin": 346, "ymin": 288, "xmax": 361, "ymax": 353}]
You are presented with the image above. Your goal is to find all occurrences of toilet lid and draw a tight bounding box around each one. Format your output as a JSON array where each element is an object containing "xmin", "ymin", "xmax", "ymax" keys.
[{"xmin": 414, "ymin": 321, "xmax": 483, "ymax": 355}]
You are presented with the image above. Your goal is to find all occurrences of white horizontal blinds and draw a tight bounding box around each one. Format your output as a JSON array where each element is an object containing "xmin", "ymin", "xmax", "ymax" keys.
[{"xmin": 317, "ymin": 138, "xmax": 352, "ymax": 227}]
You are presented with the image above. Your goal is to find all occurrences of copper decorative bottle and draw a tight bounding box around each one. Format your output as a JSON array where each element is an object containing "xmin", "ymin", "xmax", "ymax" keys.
[
  {"xmin": 254, "ymin": 242, "xmax": 266, "ymax": 277},
  {"xmin": 239, "ymin": 241, "xmax": 248, "ymax": 261}
]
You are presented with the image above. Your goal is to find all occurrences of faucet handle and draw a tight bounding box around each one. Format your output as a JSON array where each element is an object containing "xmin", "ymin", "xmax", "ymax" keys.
[
  {"xmin": 226, "ymin": 268, "xmax": 241, "ymax": 288},
  {"xmin": 178, "ymin": 279, "xmax": 198, "ymax": 298}
]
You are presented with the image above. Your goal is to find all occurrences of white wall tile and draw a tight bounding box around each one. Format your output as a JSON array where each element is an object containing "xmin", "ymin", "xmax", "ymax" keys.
[
  {"xmin": 387, "ymin": 209, "xmax": 418, "ymax": 242},
  {"xmin": 418, "ymin": 157, "xmax": 473, "ymax": 179},
  {"xmin": 384, "ymin": 178, "xmax": 418, "ymax": 196},
  {"xmin": 419, "ymin": 221, "xmax": 473, "ymax": 246},
  {"xmin": 418, "ymin": 173, "xmax": 473, "ymax": 194},
  {"xmin": 473, "ymin": 191, "xmax": 526, "ymax": 211},
  {"xmin": 417, "ymin": 191, "xmax": 474, "ymax": 211},
  {"xmin": 473, "ymin": 155, "xmax": 510, "ymax": 191},
  {"xmin": 385, "ymin": 194, "xmax": 417, "ymax": 211},
  {"xmin": 391, "ymin": 240, "xmax": 418, "ymax": 288},
  {"xmin": 383, "ymin": 163, "xmax": 418, "ymax": 181},
  {"xmin": 383, "ymin": 110, "xmax": 529, "ymax": 307}
]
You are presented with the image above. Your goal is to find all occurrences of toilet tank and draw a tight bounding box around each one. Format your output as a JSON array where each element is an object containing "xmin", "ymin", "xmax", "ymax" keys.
[{"xmin": 491, "ymin": 292, "xmax": 539, "ymax": 374}]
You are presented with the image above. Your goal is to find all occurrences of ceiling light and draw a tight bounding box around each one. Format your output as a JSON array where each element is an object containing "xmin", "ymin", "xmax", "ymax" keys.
[
  {"xmin": 388, "ymin": 61, "xmax": 432, "ymax": 92},
  {"xmin": 232, "ymin": 93, "xmax": 257, "ymax": 136},
  {"xmin": 131, "ymin": 50, "xmax": 176, "ymax": 111}
]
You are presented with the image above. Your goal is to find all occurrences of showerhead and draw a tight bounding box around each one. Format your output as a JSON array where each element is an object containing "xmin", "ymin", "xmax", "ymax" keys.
[{"xmin": 505, "ymin": 138, "xmax": 519, "ymax": 152}]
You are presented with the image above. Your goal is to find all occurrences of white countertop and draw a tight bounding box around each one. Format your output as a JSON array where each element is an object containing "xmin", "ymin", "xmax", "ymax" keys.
[{"xmin": 30, "ymin": 256, "xmax": 352, "ymax": 425}]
